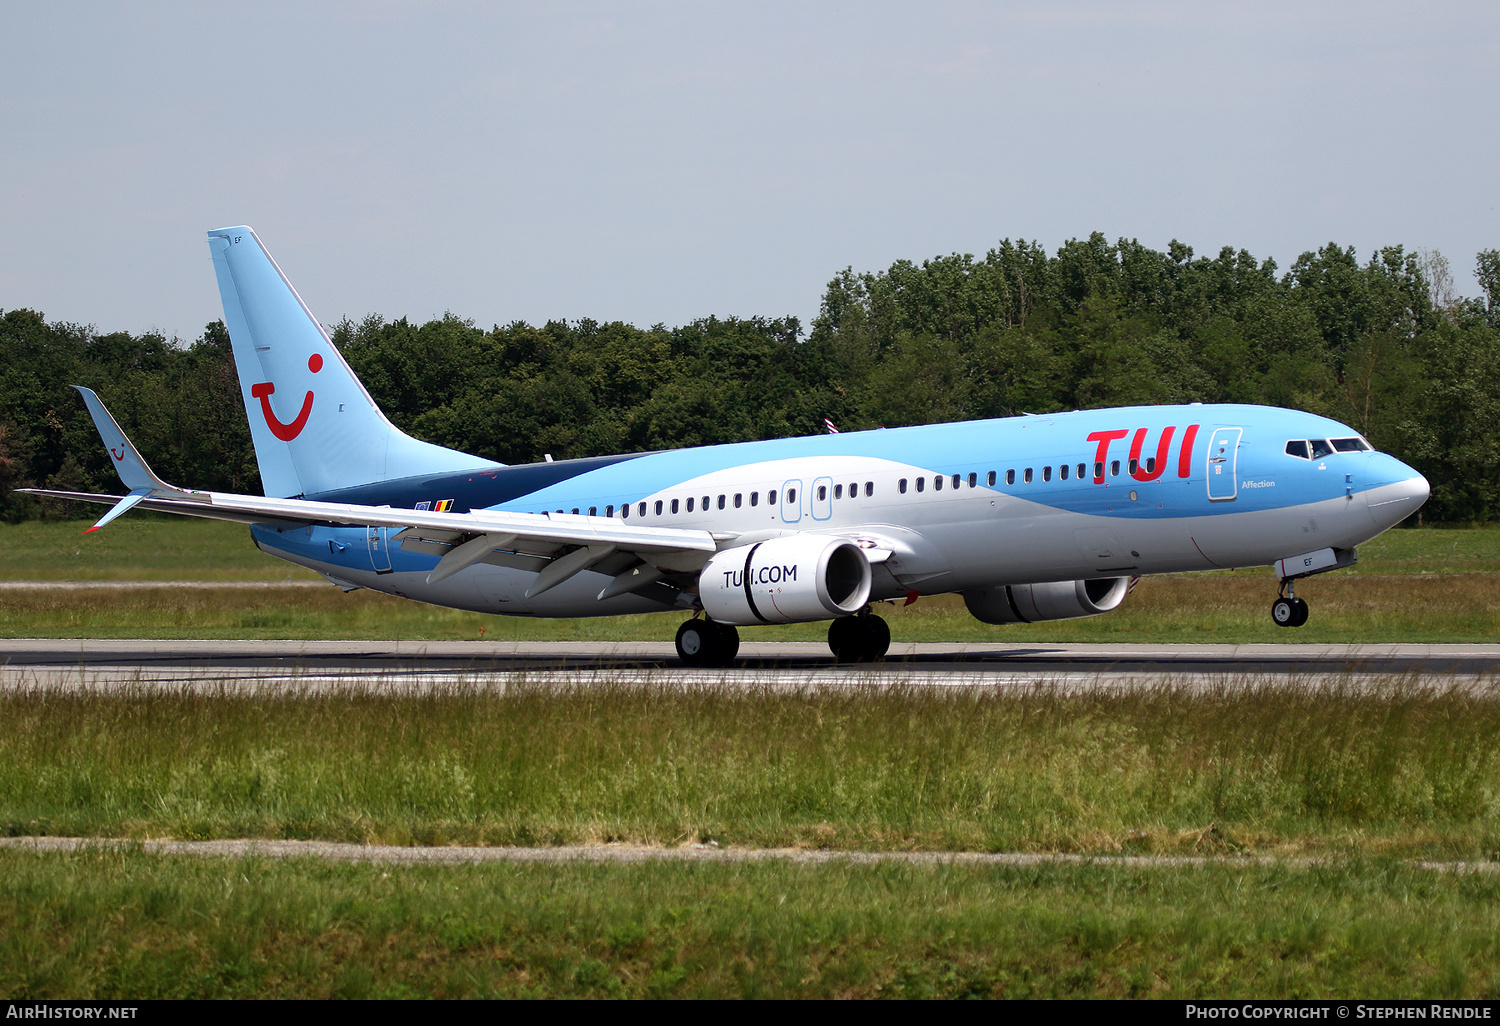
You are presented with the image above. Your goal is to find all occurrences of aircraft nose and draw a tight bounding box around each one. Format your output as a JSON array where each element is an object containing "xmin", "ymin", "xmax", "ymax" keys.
[{"xmin": 1364, "ymin": 457, "xmax": 1429, "ymax": 529}]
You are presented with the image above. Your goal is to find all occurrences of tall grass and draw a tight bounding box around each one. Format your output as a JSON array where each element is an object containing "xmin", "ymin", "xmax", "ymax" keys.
[
  {"xmin": 4, "ymin": 676, "xmax": 1498, "ymax": 857},
  {"xmin": 4, "ymin": 848, "xmax": 1500, "ymax": 998}
]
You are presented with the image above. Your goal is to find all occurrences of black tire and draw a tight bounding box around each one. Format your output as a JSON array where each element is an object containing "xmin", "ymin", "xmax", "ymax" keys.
[
  {"xmin": 1290, "ymin": 597, "xmax": 1310, "ymax": 627},
  {"xmin": 711, "ymin": 622, "xmax": 740, "ymax": 665},
  {"xmin": 676, "ymin": 619, "xmax": 715, "ymax": 665},
  {"xmin": 828, "ymin": 617, "xmax": 862, "ymax": 662},
  {"xmin": 857, "ymin": 614, "xmax": 891, "ymax": 662},
  {"xmin": 1271, "ymin": 597, "xmax": 1297, "ymax": 627}
]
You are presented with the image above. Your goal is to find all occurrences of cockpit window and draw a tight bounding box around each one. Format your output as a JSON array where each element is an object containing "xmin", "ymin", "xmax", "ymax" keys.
[{"xmin": 1288, "ymin": 437, "xmax": 1371, "ymax": 459}]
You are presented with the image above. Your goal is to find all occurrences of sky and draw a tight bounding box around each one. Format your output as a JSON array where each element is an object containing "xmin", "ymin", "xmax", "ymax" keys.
[{"xmin": 3, "ymin": 1, "xmax": 1497, "ymax": 342}]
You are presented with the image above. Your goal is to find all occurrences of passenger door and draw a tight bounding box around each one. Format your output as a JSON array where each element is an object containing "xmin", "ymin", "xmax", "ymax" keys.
[{"xmin": 1206, "ymin": 427, "xmax": 1242, "ymax": 501}]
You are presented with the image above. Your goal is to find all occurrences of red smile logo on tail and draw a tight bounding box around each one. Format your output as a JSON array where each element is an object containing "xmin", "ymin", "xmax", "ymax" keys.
[{"xmin": 251, "ymin": 354, "xmax": 322, "ymax": 442}]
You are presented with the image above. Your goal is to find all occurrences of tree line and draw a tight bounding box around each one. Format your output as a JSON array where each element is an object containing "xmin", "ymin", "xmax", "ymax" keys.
[{"xmin": 3, "ymin": 234, "xmax": 1498, "ymax": 523}]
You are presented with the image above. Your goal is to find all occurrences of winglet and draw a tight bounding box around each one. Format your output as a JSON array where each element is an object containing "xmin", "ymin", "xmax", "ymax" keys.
[{"xmin": 72, "ymin": 386, "xmax": 185, "ymax": 532}]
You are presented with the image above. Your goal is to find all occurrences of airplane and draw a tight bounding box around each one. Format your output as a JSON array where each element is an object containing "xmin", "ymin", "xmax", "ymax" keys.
[{"xmin": 20, "ymin": 226, "xmax": 1432, "ymax": 666}]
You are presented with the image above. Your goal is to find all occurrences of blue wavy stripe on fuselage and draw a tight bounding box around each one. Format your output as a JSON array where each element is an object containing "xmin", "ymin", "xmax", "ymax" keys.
[
  {"xmin": 304, "ymin": 404, "xmax": 1403, "ymax": 523},
  {"xmin": 471, "ymin": 405, "xmax": 1403, "ymax": 521}
]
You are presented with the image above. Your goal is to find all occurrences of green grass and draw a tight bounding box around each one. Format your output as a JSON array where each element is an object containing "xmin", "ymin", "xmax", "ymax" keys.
[
  {"xmin": 3, "ymin": 847, "xmax": 1499, "ymax": 998},
  {"xmin": 4, "ymin": 521, "xmax": 1500, "ymax": 642},
  {"xmin": 0, "ymin": 518, "xmax": 319, "ymax": 581},
  {"xmin": 5, "ymin": 679, "xmax": 1499, "ymax": 859}
]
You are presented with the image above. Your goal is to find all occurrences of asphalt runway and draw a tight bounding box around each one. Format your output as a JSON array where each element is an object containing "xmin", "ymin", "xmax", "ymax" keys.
[{"xmin": 4, "ymin": 638, "xmax": 1500, "ymax": 691}]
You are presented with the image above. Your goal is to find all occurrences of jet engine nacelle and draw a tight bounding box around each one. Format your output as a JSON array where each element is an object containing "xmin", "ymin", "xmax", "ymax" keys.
[
  {"xmin": 963, "ymin": 577, "xmax": 1131, "ymax": 624},
  {"xmin": 700, "ymin": 536, "xmax": 872, "ymax": 626}
]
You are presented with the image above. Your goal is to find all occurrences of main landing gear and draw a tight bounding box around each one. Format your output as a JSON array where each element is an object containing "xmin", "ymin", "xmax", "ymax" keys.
[
  {"xmin": 827, "ymin": 612, "xmax": 891, "ymax": 663},
  {"xmin": 1271, "ymin": 581, "xmax": 1309, "ymax": 628},
  {"xmin": 675, "ymin": 617, "xmax": 741, "ymax": 667}
]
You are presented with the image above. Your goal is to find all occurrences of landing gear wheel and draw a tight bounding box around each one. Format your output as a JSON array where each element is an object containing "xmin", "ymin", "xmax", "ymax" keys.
[
  {"xmin": 859, "ymin": 614, "xmax": 891, "ymax": 661},
  {"xmin": 712, "ymin": 622, "xmax": 741, "ymax": 665},
  {"xmin": 676, "ymin": 619, "xmax": 714, "ymax": 665},
  {"xmin": 1272, "ymin": 596, "xmax": 1310, "ymax": 628},
  {"xmin": 676, "ymin": 619, "xmax": 739, "ymax": 667},
  {"xmin": 828, "ymin": 617, "xmax": 861, "ymax": 663},
  {"xmin": 828, "ymin": 613, "xmax": 891, "ymax": 663}
]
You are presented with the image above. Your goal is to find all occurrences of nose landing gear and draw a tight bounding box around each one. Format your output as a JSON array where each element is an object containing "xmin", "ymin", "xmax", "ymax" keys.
[{"xmin": 1271, "ymin": 581, "xmax": 1309, "ymax": 628}]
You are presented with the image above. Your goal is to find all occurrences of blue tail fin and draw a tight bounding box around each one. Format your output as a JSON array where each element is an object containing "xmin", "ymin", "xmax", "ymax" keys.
[{"xmin": 207, "ymin": 226, "xmax": 500, "ymax": 498}]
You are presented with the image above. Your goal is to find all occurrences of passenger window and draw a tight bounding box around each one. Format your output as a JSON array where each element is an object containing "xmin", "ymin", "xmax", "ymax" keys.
[
  {"xmin": 750, "ymin": 492, "xmax": 758, "ymax": 507},
  {"xmin": 1110, "ymin": 460, "xmax": 1120, "ymax": 477},
  {"xmin": 1024, "ymin": 468, "xmax": 1033, "ymax": 484},
  {"xmin": 968, "ymin": 472, "xmax": 977, "ymax": 488},
  {"xmin": 654, "ymin": 500, "xmax": 663, "ymax": 516},
  {"xmin": 952, "ymin": 474, "xmax": 961, "ymax": 489},
  {"xmin": 1060, "ymin": 464, "xmax": 1069, "ymax": 481},
  {"xmin": 987, "ymin": 471, "xmax": 996, "ymax": 486},
  {"xmin": 1094, "ymin": 462, "xmax": 1104, "ymax": 480},
  {"xmin": 916, "ymin": 477, "xmax": 925, "ymax": 493},
  {"xmin": 1145, "ymin": 457, "xmax": 1156, "ymax": 475},
  {"xmin": 671, "ymin": 498, "xmax": 679, "ymax": 514},
  {"xmin": 898, "ymin": 478, "xmax": 907, "ymax": 494},
  {"xmin": 817, "ymin": 485, "xmax": 827, "ymax": 501},
  {"xmin": 865, "ymin": 482, "xmax": 873, "ymax": 497},
  {"xmin": 571, "ymin": 508, "xmax": 579, "ymax": 515},
  {"xmin": 639, "ymin": 502, "xmax": 647, "ymax": 517},
  {"xmin": 734, "ymin": 493, "xmax": 742, "ymax": 508},
  {"xmin": 686, "ymin": 497, "xmax": 695, "ymax": 512},
  {"xmin": 768, "ymin": 490, "xmax": 776, "ymax": 505},
  {"xmin": 621, "ymin": 504, "xmax": 629, "ymax": 519},
  {"xmin": 1285, "ymin": 440, "xmax": 1311, "ymax": 459},
  {"xmin": 834, "ymin": 484, "xmax": 843, "ymax": 499},
  {"xmin": 849, "ymin": 482, "xmax": 857, "ymax": 496},
  {"xmin": 718, "ymin": 494, "xmax": 726, "ymax": 510},
  {"xmin": 788, "ymin": 488, "xmax": 797, "ymax": 504},
  {"xmin": 1078, "ymin": 463, "xmax": 1087, "ymax": 480},
  {"xmin": 933, "ymin": 476, "xmax": 942, "ymax": 491},
  {"xmin": 606, "ymin": 504, "xmax": 614, "ymax": 517},
  {"xmin": 1006, "ymin": 469, "xmax": 1016, "ymax": 485},
  {"xmin": 1128, "ymin": 458, "xmax": 1138, "ymax": 475},
  {"xmin": 1042, "ymin": 466, "xmax": 1051, "ymax": 482},
  {"xmin": 589, "ymin": 506, "xmax": 597, "ymax": 516},
  {"xmin": 702, "ymin": 496, "xmax": 710, "ymax": 510}
]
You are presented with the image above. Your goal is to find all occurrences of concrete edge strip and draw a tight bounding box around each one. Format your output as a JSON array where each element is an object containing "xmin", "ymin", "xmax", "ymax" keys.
[{"xmin": 1, "ymin": 836, "xmax": 1495, "ymax": 874}]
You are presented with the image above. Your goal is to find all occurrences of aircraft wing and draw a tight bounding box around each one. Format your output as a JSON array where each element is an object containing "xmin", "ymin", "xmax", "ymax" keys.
[
  {"xmin": 19, "ymin": 484, "xmax": 721, "ymax": 593},
  {"xmin": 20, "ymin": 387, "xmax": 723, "ymax": 598}
]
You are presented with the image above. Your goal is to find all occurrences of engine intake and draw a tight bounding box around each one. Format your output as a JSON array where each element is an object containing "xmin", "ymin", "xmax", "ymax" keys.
[
  {"xmin": 963, "ymin": 577, "xmax": 1131, "ymax": 624},
  {"xmin": 701, "ymin": 536, "xmax": 872, "ymax": 625}
]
